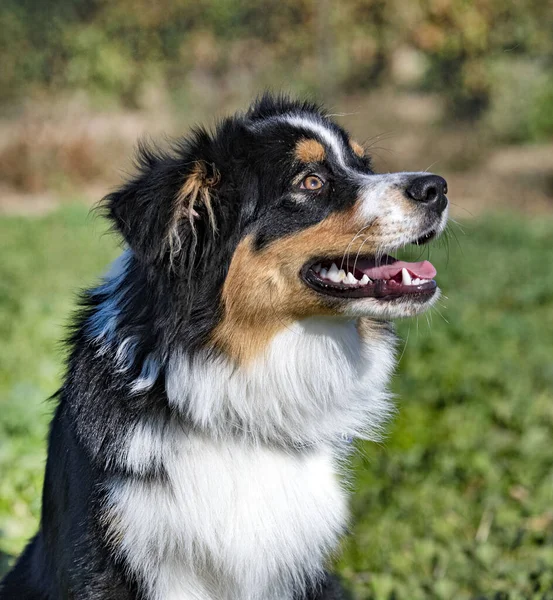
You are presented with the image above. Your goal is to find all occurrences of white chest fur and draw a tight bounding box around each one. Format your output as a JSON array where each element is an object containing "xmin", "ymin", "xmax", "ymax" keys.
[
  {"xmin": 107, "ymin": 437, "xmax": 347, "ymax": 600},
  {"xmin": 166, "ymin": 317, "xmax": 395, "ymax": 447},
  {"xmin": 107, "ymin": 317, "xmax": 396, "ymax": 600}
]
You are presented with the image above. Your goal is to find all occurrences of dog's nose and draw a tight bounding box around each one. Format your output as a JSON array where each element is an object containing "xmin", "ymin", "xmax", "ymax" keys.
[{"xmin": 405, "ymin": 175, "xmax": 448, "ymax": 212}]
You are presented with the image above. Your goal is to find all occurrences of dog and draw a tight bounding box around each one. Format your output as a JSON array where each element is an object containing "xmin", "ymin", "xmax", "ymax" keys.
[{"xmin": 0, "ymin": 94, "xmax": 448, "ymax": 600}]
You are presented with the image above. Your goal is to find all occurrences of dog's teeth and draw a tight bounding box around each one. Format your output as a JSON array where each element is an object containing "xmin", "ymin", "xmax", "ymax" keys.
[
  {"xmin": 401, "ymin": 268, "xmax": 412, "ymax": 285},
  {"xmin": 337, "ymin": 269, "xmax": 346, "ymax": 281},
  {"xmin": 345, "ymin": 272, "xmax": 357, "ymax": 284},
  {"xmin": 320, "ymin": 268, "xmax": 328, "ymax": 278},
  {"xmin": 412, "ymin": 278, "xmax": 420, "ymax": 285},
  {"xmin": 327, "ymin": 263, "xmax": 342, "ymax": 282},
  {"xmin": 360, "ymin": 274, "xmax": 370, "ymax": 285},
  {"xmin": 313, "ymin": 264, "xmax": 322, "ymax": 274}
]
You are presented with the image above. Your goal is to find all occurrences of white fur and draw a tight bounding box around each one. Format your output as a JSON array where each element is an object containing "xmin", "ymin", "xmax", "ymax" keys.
[
  {"xmin": 121, "ymin": 418, "xmax": 176, "ymax": 476},
  {"xmin": 166, "ymin": 317, "xmax": 395, "ymax": 446},
  {"xmin": 283, "ymin": 116, "xmax": 348, "ymax": 169},
  {"xmin": 107, "ymin": 317, "xmax": 396, "ymax": 600},
  {"xmin": 107, "ymin": 437, "xmax": 347, "ymax": 600},
  {"xmin": 114, "ymin": 335, "xmax": 139, "ymax": 371},
  {"xmin": 130, "ymin": 354, "xmax": 162, "ymax": 394},
  {"xmin": 342, "ymin": 287, "xmax": 442, "ymax": 320},
  {"xmin": 356, "ymin": 171, "xmax": 449, "ymax": 251}
]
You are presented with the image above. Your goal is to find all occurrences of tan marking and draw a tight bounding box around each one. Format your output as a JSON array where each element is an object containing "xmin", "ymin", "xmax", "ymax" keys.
[
  {"xmin": 212, "ymin": 205, "xmax": 383, "ymax": 364},
  {"xmin": 176, "ymin": 161, "xmax": 220, "ymax": 230},
  {"xmin": 168, "ymin": 161, "xmax": 220, "ymax": 260},
  {"xmin": 295, "ymin": 138, "xmax": 326, "ymax": 163},
  {"xmin": 350, "ymin": 140, "xmax": 365, "ymax": 158}
]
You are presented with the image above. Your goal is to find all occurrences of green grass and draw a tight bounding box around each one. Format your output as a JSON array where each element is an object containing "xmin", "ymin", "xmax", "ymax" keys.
[
  {"xmin": 0, "ymin": 206, "xmax": 119, "ymax": 560},
  {"xmin": 1, "ymin": 207, "xmax": 553, "ymax": 598}
]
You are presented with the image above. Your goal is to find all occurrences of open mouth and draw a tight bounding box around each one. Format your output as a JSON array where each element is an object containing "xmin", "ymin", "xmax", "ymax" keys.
[{"xmin": 301, "ymin": 232, "xmax": 438, "ymax": 301}]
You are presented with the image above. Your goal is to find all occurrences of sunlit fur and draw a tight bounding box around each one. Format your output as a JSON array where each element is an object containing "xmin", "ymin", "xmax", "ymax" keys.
[
  {"xmin": 106, "ymin": 436, "xmax": 348, "ymax": 600},
  {"xmin": 103, "ymin": 317, "xmax": 395, "ymax": 599},
  {"xmin": 167, "ymin": 318, "xmax": 395, "ymax": 446},
  {"xmin": 1, "ymin": 94, "xmax": 448, "ymax": 600}
]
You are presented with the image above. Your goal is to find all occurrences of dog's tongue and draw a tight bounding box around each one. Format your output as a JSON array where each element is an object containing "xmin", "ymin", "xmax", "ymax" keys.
[{"xmin": 355, "ymin": 256, "xmax": 437, "ymax": 280}]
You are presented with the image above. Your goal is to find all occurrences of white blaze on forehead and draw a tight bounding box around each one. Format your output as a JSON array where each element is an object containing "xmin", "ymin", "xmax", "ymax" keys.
[{"xmin": 283, "ymin": 115, "xmax": 348, "ymax": 169}]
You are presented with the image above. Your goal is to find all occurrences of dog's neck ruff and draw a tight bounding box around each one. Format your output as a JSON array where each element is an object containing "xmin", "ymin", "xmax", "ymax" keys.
[
  {"xmin": 166, "ymin": 317, "xmax": 395, "ymax": 448},
  {"xmin": 108, "ymin": 319, "xmax": 396, "ymax": 600}
]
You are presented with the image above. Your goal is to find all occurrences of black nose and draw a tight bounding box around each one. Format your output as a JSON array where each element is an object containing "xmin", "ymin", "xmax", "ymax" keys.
[{"xmin": 405, "ymin": 175, "xmax": 448, "ymax": 211}]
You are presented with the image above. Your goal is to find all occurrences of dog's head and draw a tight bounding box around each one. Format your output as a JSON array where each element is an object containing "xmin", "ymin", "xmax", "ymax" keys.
[{"xmin": 105, "ymin": 94, "xmax": 448, "ymax": 364}]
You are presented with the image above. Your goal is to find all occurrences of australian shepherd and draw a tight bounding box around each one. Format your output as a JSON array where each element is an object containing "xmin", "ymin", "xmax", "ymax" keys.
[{"xmin": 1, "ymin": 94, "xmax": 448, "ymax": 600}]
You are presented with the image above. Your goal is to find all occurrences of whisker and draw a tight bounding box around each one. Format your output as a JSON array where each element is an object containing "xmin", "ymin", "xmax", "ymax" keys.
[
  {"xmin": 341, "ymin": 223, "xmax": 374, "ymax": 271},
  {"xmin": 363, "ymin": 132, "xmax": 398, "ymax": 149},
  {"xmin": 432, "ymin": 305, "xmax": 450, "ymax": 325},
  {"xmin": 449, "ymin": 217, "xmax": 466, "ymax": 232},
  {"xmin": 366, "ymin": 150, "xmax": 393, "ymax": 171},
  {"xmin": 423, "ymin": 160, "xmax": 441, "ymax": 173},
  {"xmin": 326, "ymin": 111, "xmax": 361, "ymax": 118},
  {"xmin": 367, "ymin": 146, "xmax": 397, "ymax": 156},
  {"xmin": 397, "ymin": 323, "xmax": 411, "ymax": 364},
  {"xmin": 352, "ymin": 233, "xmax": 377, "ymax": 274},
  {"xmin": 447, "ymin": 225, "xmax": 465, "ymax": 253},
  {"xmin": 439, "ymin": 227, "xmax": 451, "ymax": 268},
  {"xmin": 449, "ymin": 202, "xmax": 476, "ymax": 218}
]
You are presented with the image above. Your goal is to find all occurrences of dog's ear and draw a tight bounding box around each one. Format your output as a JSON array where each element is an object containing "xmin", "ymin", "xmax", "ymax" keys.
[{"xmin": 104, "ymin": 140, "xmax": 220, "ymax": 265}]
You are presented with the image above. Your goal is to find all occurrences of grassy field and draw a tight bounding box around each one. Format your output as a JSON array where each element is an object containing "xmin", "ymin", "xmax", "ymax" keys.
[{"xmin": 1, "ymin": 206, "xmax": 553, "ymax": 598}]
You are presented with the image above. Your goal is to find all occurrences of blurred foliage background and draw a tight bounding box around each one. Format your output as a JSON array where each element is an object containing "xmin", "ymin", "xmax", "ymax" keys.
[
  {"xmin": 1, "ymin": 1, "xmax": 553, "ymax": 598},
  {"xmin": 1, "ymin": 0, "xmax": 553, "ymax": 135},
  {"xmin": 1, "ymin": 0, "xmax": 553, "ymax": 207}
]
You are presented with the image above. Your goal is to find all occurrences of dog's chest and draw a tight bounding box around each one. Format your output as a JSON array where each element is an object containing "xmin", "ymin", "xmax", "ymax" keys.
[{"xmin": 107, "ymin": 436, "xmax": 348, "ymax": 600}]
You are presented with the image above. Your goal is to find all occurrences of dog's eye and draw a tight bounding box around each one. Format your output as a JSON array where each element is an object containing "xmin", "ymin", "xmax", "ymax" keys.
[{"xmin": 300, "ymin": 175, "xmax": 325, "ymax": 191}]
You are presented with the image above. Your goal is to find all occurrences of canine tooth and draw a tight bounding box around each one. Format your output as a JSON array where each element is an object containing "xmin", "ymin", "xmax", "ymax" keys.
[
  {"xmin": 401, "ymin": 268, "xmax": 412, "ymax": 285},
  {"xmin": 360, "ymin": 274, "xmax": 370, "ymax": 285},
  {"xmin": 327, "ymin": 263, "xmax": 341, "ymax": 282},
  {"xmin": 345, "ymin": 272, "xmax": 357, "ymax": 284}
]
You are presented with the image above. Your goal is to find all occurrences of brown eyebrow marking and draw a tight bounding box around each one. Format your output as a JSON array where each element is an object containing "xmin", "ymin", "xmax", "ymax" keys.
[
  {"xmin": 350, "ymin": 140, "xmax": 365, "ymax": 158},
  {"xmin": 295, "ymin": 138, "xmax": 326, "ymax": 163}
]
